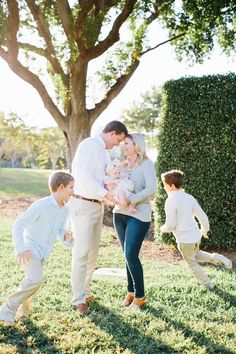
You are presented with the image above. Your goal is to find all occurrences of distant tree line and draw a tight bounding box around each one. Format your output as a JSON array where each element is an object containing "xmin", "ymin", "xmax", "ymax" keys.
[
  {"xmin": 0, "ymin": 112, "xmax": 66, "ymax": 169},
  {"xmin": 120, "ymin": 86, "xmax": 161, "ymax": 149}
]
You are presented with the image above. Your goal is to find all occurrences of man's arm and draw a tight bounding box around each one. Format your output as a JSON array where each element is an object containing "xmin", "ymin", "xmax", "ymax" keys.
[{"xmin": 72, "ymin": 140, "xmax": 108, "ymax": 199}]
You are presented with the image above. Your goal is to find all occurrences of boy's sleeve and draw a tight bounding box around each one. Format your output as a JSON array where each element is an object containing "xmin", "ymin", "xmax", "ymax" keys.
[
  {"xmin": 12, "ymin": 202, "xmax": 41, "ymax": 254},
  {"xmin": 57, "ymin": 209, "xmax": 74, "ymax": 248},
  {"xmin": 160, "ymin": 198, "xmax": 176, "ymax": 233},
  {"xmin": 193, "ymin": 198, "xmax": 209, "ymax": 234}
]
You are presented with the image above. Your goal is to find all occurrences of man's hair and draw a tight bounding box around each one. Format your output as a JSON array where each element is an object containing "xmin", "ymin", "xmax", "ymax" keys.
[
  {"xmin": 103, "ymin": 120, "xmax": 128, "ymax": 136},
  {"xmin": 48, "ymin": 171, "xmax": 74, "ymax": 192},
  {"xmin": 161, "ymin": 170, "xmax": 184, "ymax": 189}
]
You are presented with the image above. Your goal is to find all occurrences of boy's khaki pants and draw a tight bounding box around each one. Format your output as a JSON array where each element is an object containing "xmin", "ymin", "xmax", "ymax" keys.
[
  {"xmin": 0, "ymin": 255, "xmax": 43, "ymax": 323},
  {"xmin": 178, "ymin": 242, "xmax": 220, "ymax": 286}
]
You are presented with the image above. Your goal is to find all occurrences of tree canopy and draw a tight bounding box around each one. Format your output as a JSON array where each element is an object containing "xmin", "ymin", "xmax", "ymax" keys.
[
  {"xmin": 0, "ymin": 0, "xmax": 235, "ymax": 165},
  {"xmin": 121, "ymin": 86, "xmax": 161, "ymax": 147},
  {"xmin": 0, "ymin": 112, "xmax": 66, "ymax": 168}
]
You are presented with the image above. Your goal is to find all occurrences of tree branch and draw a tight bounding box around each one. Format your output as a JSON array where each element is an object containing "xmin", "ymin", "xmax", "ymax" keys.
[
  {"xmin": 0, "ymin": 46, "xmax": 8, "ymax": 61},
  {"xmin": 88, "ymin": 60, "xmax": 140, "ymax": 121},
  {"xmin": 141, "ymin": 33, "xmax": 186, "ymax": 56},
  {"xmin": 86, "ymin": 0, "xmax": 137, "ymax": 60},
  {"xmin": 6, "ymin": 0, "xmax": 19, "ymax": 60},
  {"xmin": 55, "ymin": 0, "xmax": 74, "ymax": 42},
  {"xmin": 18, "ymin": 42, "xmax": 47, "ymax": 57},
  {"xmin": 74, "ymin": 0, "xmax": 94, "ymax": 52},
  {"xmin": 25, "ymin": 0, "xmax": 66, "ymax": 81},
  {"xmin": 0, "ymin": 47, "xmax": 67, "ymax": 132}
]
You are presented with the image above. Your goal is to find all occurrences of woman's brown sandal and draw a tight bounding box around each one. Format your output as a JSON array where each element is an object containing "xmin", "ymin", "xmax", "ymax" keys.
[
  {"xmin": 129, "ymin": 296, "xmax": 147, "ymax": 309},
  {"xmin": 123, "ymin": 293, "xmax": 134, "ymax": 307}
]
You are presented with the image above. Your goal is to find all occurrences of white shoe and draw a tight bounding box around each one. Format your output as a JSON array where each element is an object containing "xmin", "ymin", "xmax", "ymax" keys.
[
  {"xmin": 203, "ymin": 282, "xmax": 214, "ymax": 290},
  {"xmin": 15, "ymin": 310, "xmax": 29, "ymax": 320},
  {"xmin": 214, "ymin": 254, "xmax": 232, "ymax": 269},
  {"xmin": 0, "ymin": 313, "xmax": 14, "ymax": 326}
]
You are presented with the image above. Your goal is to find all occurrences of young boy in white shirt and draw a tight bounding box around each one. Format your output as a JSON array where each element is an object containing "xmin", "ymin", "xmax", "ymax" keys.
[
  {"xmin": 160, "ymin": 169, "xmax": 232, "ymax": 289},
  {"xmin": 0, "ymin": 171, "xmax": 74, "ymax": 326}
]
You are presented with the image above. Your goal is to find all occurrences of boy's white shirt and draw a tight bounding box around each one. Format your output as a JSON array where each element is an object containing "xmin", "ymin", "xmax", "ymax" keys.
[
  {"xmin": 12, "ymin": 195, "xmax": 71, "ymax": 263},
  {"xmin": 160, "ymin": 190, "xmax": 209, "ymax": 244}
]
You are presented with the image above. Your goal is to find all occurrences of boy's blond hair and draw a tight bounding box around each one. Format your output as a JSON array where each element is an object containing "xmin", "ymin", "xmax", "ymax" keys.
[{"xmin": 48, "ymin": 171, "xmax": 74, "ymax": 192}]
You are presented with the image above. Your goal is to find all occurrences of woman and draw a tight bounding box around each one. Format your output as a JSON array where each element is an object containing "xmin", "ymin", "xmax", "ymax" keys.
[{"xmin": 113, "ymin": 133, "xmax": 157, "ymax": 309}]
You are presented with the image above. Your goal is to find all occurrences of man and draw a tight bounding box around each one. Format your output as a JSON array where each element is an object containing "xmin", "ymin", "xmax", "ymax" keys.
[{"xmin": 70, "ymin": 120, "xmax": 128, "ymax": 315}]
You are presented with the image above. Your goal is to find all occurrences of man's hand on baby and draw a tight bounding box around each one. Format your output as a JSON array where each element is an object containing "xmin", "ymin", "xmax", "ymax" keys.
[
  {"xmin": 105, "ymin": 191, "xmax": 118, "ymax": 204},
  {"xmin": 16, "ymin": 250, "xmax": 33, "ymax": 265},
  {"xmin": 106, "ymin": 179, "xmax": 120, "ymax": 191}
]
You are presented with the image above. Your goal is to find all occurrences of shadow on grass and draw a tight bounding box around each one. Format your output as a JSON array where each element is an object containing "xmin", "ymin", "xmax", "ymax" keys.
[
  {"xmin": 89, "ymin": 302, "xmax": 181, "ymax": 354},
  {"xmin": 0, "ymin": 318, "xmax": 60, "ymax": 354},
  {"xmin": 213, "ymin": 285, "xmax": 236, "ymax": 308},
  {"xmin": 147, "ymin": 305, "xmax": 234, "ymax": 354}
]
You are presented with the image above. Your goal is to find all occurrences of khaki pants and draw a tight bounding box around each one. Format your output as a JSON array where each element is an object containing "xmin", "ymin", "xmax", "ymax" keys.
[
  {"xmin": 70, "ymin": 198, "xmax": 104, "ymax": 305},
  {"xmin": 178, "ymin": 242, "xmax": 222, "ymax": 286},
  {"xmin": 0, "ymin": 255, "xmax": 43, "ymax": 323}
]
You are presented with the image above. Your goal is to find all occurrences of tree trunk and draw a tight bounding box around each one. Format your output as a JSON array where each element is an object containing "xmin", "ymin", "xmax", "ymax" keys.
[{"xmin": 64, "ymin": 113, "xmax": 93, "ymax": 170}]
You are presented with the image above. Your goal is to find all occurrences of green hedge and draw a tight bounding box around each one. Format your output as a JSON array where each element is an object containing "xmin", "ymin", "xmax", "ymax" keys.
[{"xmin": 155, "ymin": 73, "xmax": 236, "ymax": 250}]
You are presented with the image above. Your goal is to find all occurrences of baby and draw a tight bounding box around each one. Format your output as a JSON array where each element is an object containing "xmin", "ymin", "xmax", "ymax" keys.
[{"xmin": 105, "ymin": 159, "xmax": 137, "ymax": 212}]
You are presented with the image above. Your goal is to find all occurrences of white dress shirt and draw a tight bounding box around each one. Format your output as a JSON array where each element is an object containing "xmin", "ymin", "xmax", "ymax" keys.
[
  {"xmin": 72, "ymin": 135, "xmax": 110, "ymax": 200},
  {"xmin": 160, "ymin": 190, "xmax": 209, "ymax": 244},
  {"xmin": 12, "ymin": 195, "xmax": 70, "ymax": 262}
]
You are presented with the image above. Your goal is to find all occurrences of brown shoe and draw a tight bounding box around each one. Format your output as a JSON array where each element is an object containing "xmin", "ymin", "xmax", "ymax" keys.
[
  {"xmin": 123, "ymin": 293, "xmax": 134, "ymax": 307},
  {"xmin": 75, "ymin": 303, "xmax": 90, "ymax": 315},
  {"xmin": 129, "ymin": 297, "xmax": 147, "ymax": 310},
  {"xmin": 86, "ymin": 296, "xmax": 96, "ymax": 303}
]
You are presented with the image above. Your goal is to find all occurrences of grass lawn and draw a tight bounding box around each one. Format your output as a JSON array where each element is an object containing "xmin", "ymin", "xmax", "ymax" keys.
[
  {"xmin": 0, "ymin": 168, "xmax": 51, "ymax": 197},
  {"xmin": 0, "ymin": 168, "xmax": 236, "ymax": 353}
]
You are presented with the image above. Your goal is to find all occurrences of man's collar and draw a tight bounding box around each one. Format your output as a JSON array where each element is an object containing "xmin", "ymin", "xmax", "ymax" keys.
[{"xmin": 95, "ymin": 134, "xmax": 106, "ymax": 148}]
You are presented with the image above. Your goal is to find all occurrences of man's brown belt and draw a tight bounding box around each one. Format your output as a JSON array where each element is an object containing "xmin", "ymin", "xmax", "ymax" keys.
[{"xmin": 72, "ymin": 194, "xmax": 102, "ymax": 204}]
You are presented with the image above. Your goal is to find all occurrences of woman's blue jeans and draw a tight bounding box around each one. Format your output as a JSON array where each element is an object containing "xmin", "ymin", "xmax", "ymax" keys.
[{"xmin": 114, "ymin": 213, "xmax": 150, "ymax": 298}]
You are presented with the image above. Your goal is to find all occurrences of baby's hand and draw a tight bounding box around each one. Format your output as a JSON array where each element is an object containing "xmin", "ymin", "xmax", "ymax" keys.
[
  {"xmin": 16, "ymin": 250, "xmax": 33, "ymax": 265},
  {"xmin": 128, "ymin": 204, "xmax": 137, "ymax": 213},
  {"xmin": 64, "ymin": 231, "xmax": 73, "ymax": 243}
]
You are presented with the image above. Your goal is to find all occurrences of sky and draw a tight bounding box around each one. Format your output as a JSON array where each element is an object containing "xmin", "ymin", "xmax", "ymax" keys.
[{"xmin": 0, "ymin": 23, "xmax": 235, "ymax": 135}]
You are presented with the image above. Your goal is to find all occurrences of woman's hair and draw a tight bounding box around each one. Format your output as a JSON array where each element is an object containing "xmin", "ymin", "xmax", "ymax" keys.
[
  {"xmin": 127, "ymin": 133, "xmax": 147, "ymax": 164},
  {"xmin": 48, "ymin": 171, "xmax": 74, "ymax": 192}
]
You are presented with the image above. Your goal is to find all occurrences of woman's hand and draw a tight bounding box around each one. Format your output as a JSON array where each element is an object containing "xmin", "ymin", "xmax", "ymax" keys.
[{"xmin": 119, "ymin": 198, "xmax": 130, "ymax": 208}]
